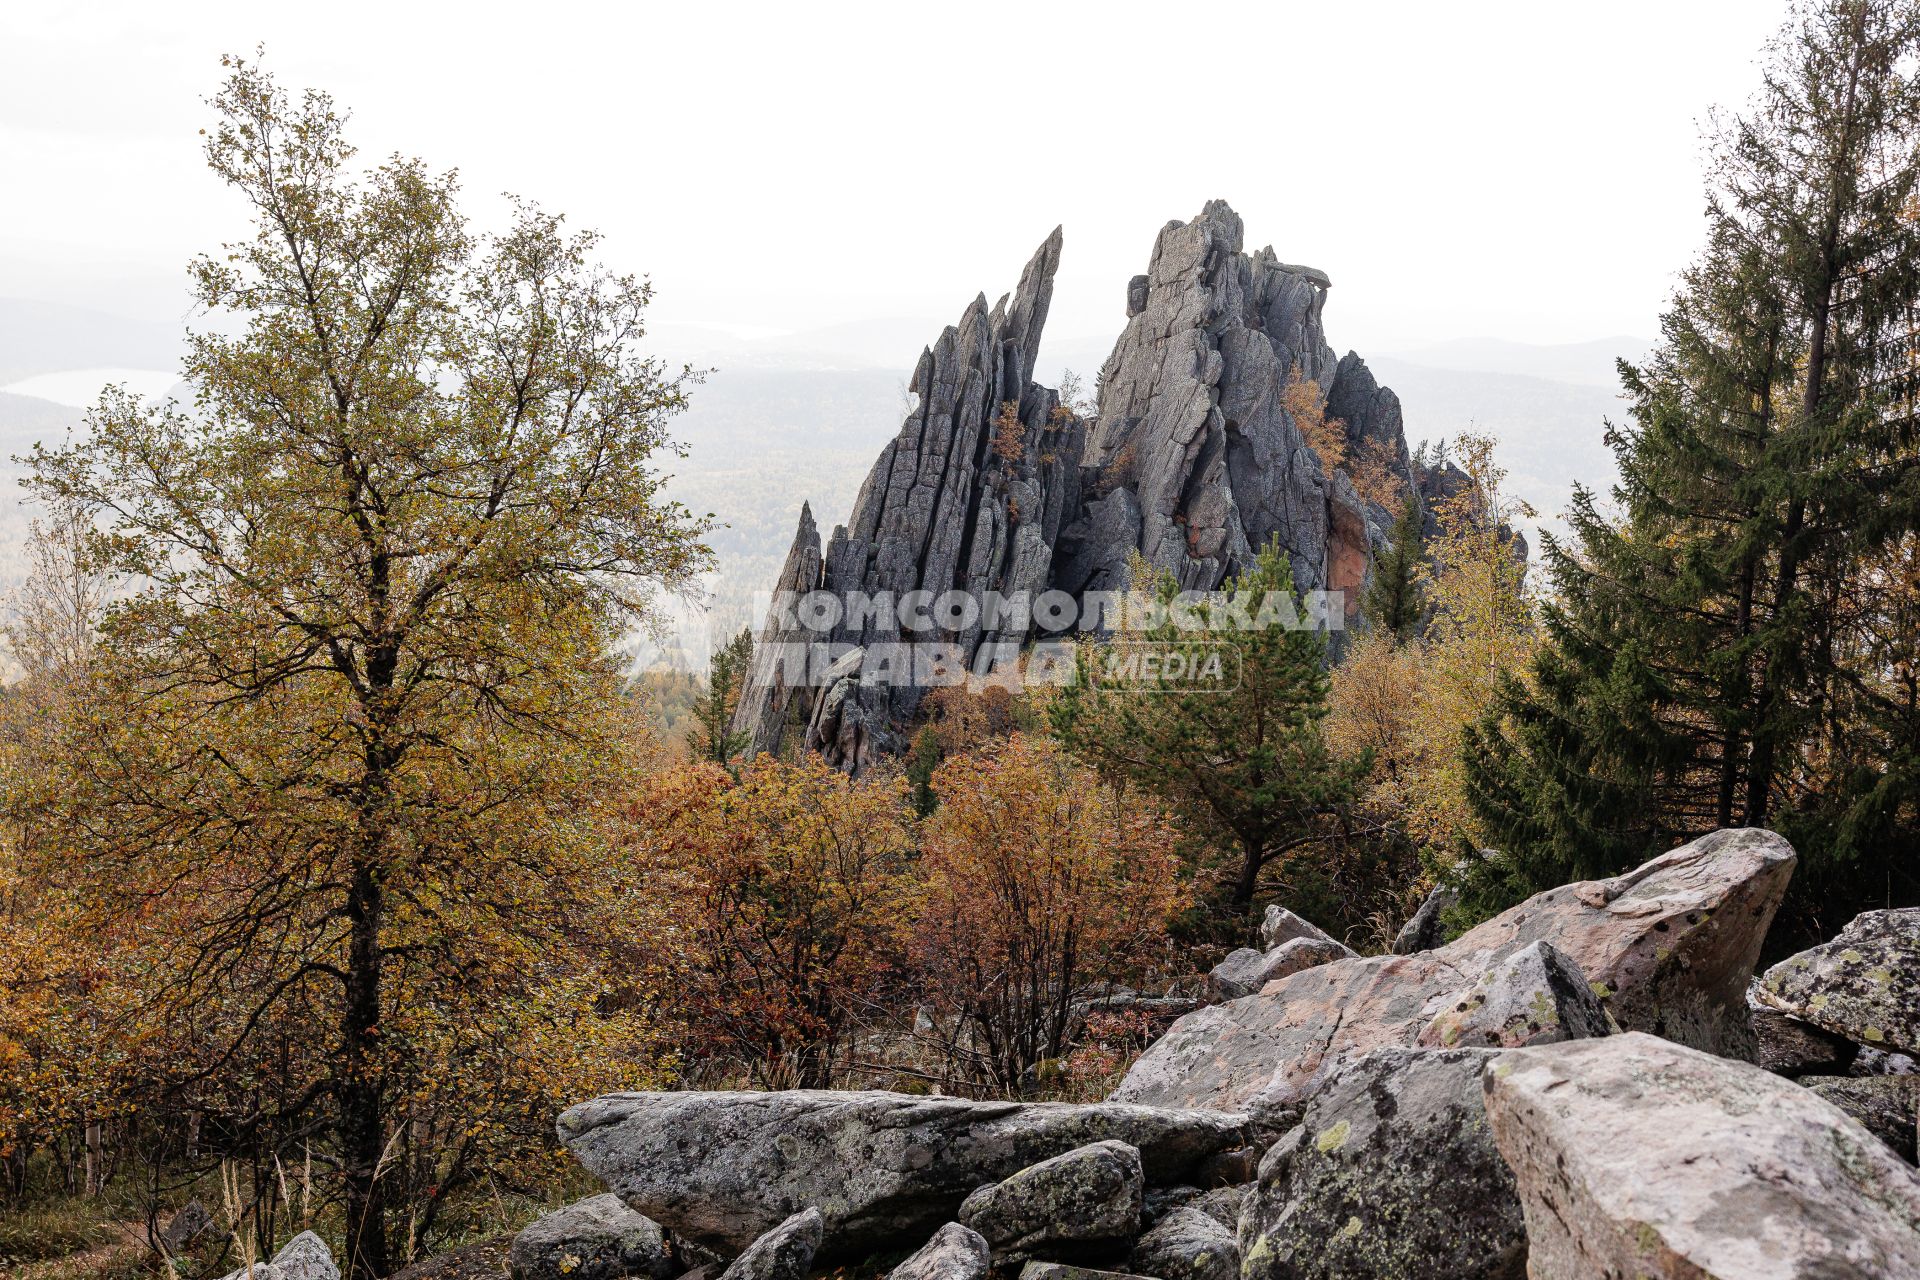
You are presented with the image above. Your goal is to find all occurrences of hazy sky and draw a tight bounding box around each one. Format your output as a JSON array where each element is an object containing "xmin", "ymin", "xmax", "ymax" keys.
[{"xmin": 3, "ymin": 1, "xmax": 1785, "ymax": 359}]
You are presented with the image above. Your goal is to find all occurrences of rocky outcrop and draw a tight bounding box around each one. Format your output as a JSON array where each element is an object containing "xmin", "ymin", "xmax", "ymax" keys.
[
  {"xmin": 729, "ymin": 503, "xmax": 823, "ymax": 756},
  {"xmin": 957, "ymin": 1140, "xmax": 1142, "ymax": 1263},
  {"xmin": 719, "ymin": 1210, "xmax": 821, "ymax": 1280},
  {"xmin": 1239, "ymin": 1048, "xmax": 1525, "ymax": 1280},
  {"xmin": 556, "ymin": 1090, "xmax": 1250, "ymax": 1261},
  {"xmin": 733, "ymin": 202, "xmax": 1420, "ymax": 767},
  {"xmin": 509, "ymin": 1193, "xmax": 673, "ymax": 1280},
  {"xmin": 1207, "ymin": 937, "xmax": 1354, "ymax": 1001},
  {"xmin": 886, "ymin": 1223, "xmax": 991, "ymax": 1280},
  {"xmin": 1484, "ymin": 1032, "xmax": 1920, "ymax": 1279},
  {"xmin": 1754, "ymin": 907, "xmax": 1920, "ymax": 1057},
  {"xmin": 1112, "ymin": 828, "xmax": 1792, "ymax": 1115},
  {"xmin": 1070, "ymin": 201, "xmax": 1360, "ymax": 598}
]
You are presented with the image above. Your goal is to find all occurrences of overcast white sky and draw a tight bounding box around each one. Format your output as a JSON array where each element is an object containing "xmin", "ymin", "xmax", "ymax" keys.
[{"xmin": 3, "ymin": 1, "xmax": 1785, "ymax": 358}]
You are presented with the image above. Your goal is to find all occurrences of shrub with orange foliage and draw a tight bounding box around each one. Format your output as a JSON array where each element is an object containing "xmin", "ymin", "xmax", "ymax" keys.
[
  {"xmin": 1281, "ymin": 369, "xmax": 1347, "ymax": 474},
  {"xmin": 910, "ymin": 735, "xmax": 1186, "ymax": 1091},
  {"xmin": 631, "ymin": 757, "xmax": 917, "ymax": 1088}
]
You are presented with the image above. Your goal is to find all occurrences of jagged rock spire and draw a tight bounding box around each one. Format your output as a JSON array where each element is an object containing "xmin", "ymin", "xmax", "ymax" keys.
[{"xmin": 734, "ymin": 202, "xmax": 1416, "ymax": 768}]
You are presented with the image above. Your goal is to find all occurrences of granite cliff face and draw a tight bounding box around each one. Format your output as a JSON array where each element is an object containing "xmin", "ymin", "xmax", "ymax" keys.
[{"xmin": 732, "ymin": 201, "xmax": 1420, "ymax": 770}]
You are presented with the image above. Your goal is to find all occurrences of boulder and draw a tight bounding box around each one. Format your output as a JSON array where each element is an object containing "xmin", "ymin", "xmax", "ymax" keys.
[
  {"xmin": 1127, "ymin": 1206, "xmax": 1237, "ymax": 1280},
  {"xmin": 958, "ymin": 1140, "xmax": 1142, "ymax": 1263},
  {"xmin": 1802, "ymin": 1075, "xmax": 1918, "ymax": 1164},
  {"xmin": 558, "ymin": 1090, "xmax": 1250, "ymax": 1261},
  {"xmin": 270, "ymin": 1233, "xmax": 339, "ymax": 1280},
  {"xmin": 1484, "ymin": 1032, "xmax": 1920, "ymax": 1279},
  {"xmin": 1854, "ymin": 1046, "xmax": 1920, "ymax": 1075},
  {"xmin": 217, "ymin": 1266, "xmax": 280, "ymax": 1280},
  {"xmin": 385, "ymin": 1238, "xmax": 513, "ymax": 1280},
  {"xmin": 1390, "ymin": 882, "xmax": 1458, "ymax": 955},
  {"xmin": 1184, "ymin": 1185, "xmax": 1244, "ymax": 1231},
  {"xmin": 1207, "ymin": 938, "xmax": 1353, "ymax": 1001},
  {"xmin": 718, "ymin": 1210, "xmax": 821, "ymax": 1280},
  {"xmin": 1239, "ymin": 1048, "xmax": 1524, "ymax": 1280},
  {"xmin": 160, "ymin": 1198, "xmax": 214, "ymax": 1254},
  {"xmin": 1749, "ymin": 983, "xmax": 1857, "ymax": 1076},
  {"xmin": 1415, "ymin": 940, "xmax": 1611, "ymax": 1050},
  {"xmin": 1113, "ymin": 828, "xmax": 1793, "ymax": 1114},
  {"xmin": 1019, "ymin": 1266, "xmax": 1154, "ymax": 1280},
  {"xmin": 886, "ymin": 1223, "xmax": 991, "ymax": 1280},
  {"xmin": 1258, "ymin": 906, "xmax": 1334, "ymax": 952},
  {"xmin": 510, "ymin": 1193, "xmax": 673, "ymax": 1280},
  {"xmin": 1755, "ymin": 907, "xmax": 1920, "ymax": 1057}
]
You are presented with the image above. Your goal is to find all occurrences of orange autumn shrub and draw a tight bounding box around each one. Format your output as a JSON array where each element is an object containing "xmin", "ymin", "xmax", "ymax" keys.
[{"xmin": 911, "ymin": 735, "xmax": 1185, "ymax": 1091}]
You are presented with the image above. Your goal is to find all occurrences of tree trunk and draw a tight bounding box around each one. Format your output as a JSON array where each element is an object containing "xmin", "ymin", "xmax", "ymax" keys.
[{"xmin": 340, "ymin": 851, "xmax": 389, "ymax": 1280}]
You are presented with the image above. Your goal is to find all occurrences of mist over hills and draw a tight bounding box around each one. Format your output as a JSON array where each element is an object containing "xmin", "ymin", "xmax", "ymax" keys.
[{"xmin": 0, "ymin": 293, "xmax": 1645, "ymax": 653}]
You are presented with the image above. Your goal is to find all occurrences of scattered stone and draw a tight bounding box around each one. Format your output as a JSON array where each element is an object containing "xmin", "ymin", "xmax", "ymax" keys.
[
  {"xmin": 1128, "ymin": 1206, "xmax": 1237, "ymax": 1280},
  {"xmin": 1114, "ymin": 828, "xmax": 1794, "ymax": 1114},
  {"xmin": 1258, "ymin": 905, "xmax": 1334, "ymax": 951},
  {"xmin": 160, "ymin": 1198, "xmax": 214, "ymax": 1254},
  {"xmin": 1018, "ymin": 1265, "xmax": 1156, "ymax": 1280},
  {"xmin": 1755, "ymin": 907, "xmax": 1920, "ymax": 1057},
  {"xmin": 510, "ymin": 1193, "xmax": 673, "ymax": 1280},
  {"xmin": 1390, "ymin": 882, "xmax": 1459, "ymax": 955},
  {"xmin": 269, "ymin": 1233, "xmax": 339, "ymax": 1280},
  {"xmin": 1416, "ymin": 940, "xmax": 1612, "ymax": 1050},
  {"xmin": 1207, "ymin": 938, "xmax": 1353, "ymax": 1001},
  {"xmin": 885, "ymin": 1223, "xmax": 991, "ymax": 1280},
  {"xmin": 385, "ymin": 1237, "xmax": 513, "ymax": 1280},
  {"xmin": 1184, "ymin": 1185, "xmax": 1244, "ymax": 1231},
  {"xmin": 718, "ymin": 1210, "xmax": 822, "ymax": 1280},
  {"xmin": 958, "ymin": 1140, "xmax": 1142, "ymax": 1263},
  {"xmin": 1239, "ymin": 1048, "xmax": 1524, "ymax": 1280},
  {"xmin": 1853, "ymin": 1046, "xmax": 1920, "ymax": 1076},
  {"xmin": 1802, "ymin": 1075, "xmax": 1918, "ymax": 1163},
  {"xmin": 558, "ymin": 1090, "xmax": 1249, "ymax": 1260},
  {"xmin": 1484, "ymin": 1032, "xmax": 1920, "ymax": 1279}
]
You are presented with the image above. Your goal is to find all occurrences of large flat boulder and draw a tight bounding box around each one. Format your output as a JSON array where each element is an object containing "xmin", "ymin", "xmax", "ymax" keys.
[
  {"xmin": 1238, "ymin": 1048, "xmax": 1524, "ymax": 1280},
  {"xmin": 1113, "ymin": 829, "xmax": 1793, "ymax": 1114},
  {"xmin": 557, "ymin": 1091, "xmax": 1251, "ymax": 1261},
  {"xmin": 1483, "ymin": 1032, "xmax": 1920, "ymax": 1279},
  {"xmin": 1755, "ymin": 907, "xmax": 1920, "ymax": 1057}
]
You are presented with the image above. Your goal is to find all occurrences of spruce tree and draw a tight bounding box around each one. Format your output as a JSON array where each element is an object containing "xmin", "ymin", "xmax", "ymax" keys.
[
  {"xmin": 689, "ymin": 627, "xmax": 755, "ymax": 768},
  {"xmin": 1465, "ymin": 0, "xmax": 1920, "ymax": 933}
]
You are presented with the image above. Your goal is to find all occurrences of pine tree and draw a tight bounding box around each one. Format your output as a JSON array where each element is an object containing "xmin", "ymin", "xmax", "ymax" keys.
[
  {"xmin": 1465, "ymin": 0, "xmax": 1920, "ymax": 932},
  {"xmin": 1050, "ymin": 544, "xmax": 1365, "ymax": 907},
  {"xmin": 1363, "ymin": 496, "xmax": 1427, "ymax": 643}
]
